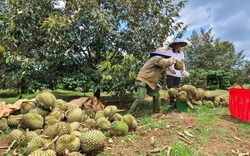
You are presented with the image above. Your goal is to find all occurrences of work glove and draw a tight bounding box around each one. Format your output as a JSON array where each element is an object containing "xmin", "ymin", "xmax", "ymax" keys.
[
  {"xmin": 182, "ymin": 70, "xmax": 190, "ymax": 77},
  {"xmin": 156, "ymin": 84, "xmax": 162, "ymax": 90},
  {"xmin": 171, "ymin": 57, "xmax": 178, "ymax": 64}
]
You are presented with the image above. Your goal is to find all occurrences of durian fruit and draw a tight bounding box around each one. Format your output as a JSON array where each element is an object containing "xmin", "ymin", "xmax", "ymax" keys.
[
  {"xmin": 25, "ymin": 136, "xmax": 55, "ymax": 155},
  {"xmin": 110, "ymin": 121, "xmax": 129, "ymax": 136},
  {"xmin": 7, "ymin": 114, "xmax": 23, "ymax": 128},
  {"xmin": 94, "ymin": 110, "xmax": 105, "ymax": 120},
  {"xmin": 213, "ymin": 96, "xmax": 222, "ymax": 107},
  {"xmin": 0, "ymin": 118, "xmax": 9, "ymax": 131},
  {"xmin": 28, "ymin": 149, "xmax": 57, "ymax": 156},
  {"xmin": 20, "ymin": 102, "xmax": 35, "ymax": 114},
  {"xmin": 185, "ymin": 85, "xmax": 197, "ymax": 100},
  {"xmin": 9, "ymin": 129, "xmax": 24, "ymax": 143},
  {"xmin": 84, "ymin": 118, "xmax": 96, "ymax": 128},
  {"xmin": 55, "ymin": 134, "xmax": 80, "ymax": 155},
  {"xmin": 67, "ymin": 151, "xmax": 84, "ymax": 156},
  {"xmin": 122, "ymin": 114, "xmax": 138, "ymax": 131},
  {"xmin": 66, "ymin": 107, "xmax": 83, "ymax": 123},
  {"xmin": 204, "ymin": 91, "xmax": 215, "ymax": 101},
  {"xmin": 62, "ymin": 102, "xmax": 78, "ymax": 111},
  {"xmin": 29, "ymin": 107, "xmax": 49, "ymax": 117},
  {"xmin": 21, "ymin": 130, "xmax": 39, "ymax": 146},
  {"xmin": 35, "ymin": 91, "xmax": 56, "ymax": 110},
  {"xmin": 203, "ymin": 100, "xmax": 214, "ymax": 107},
  {"xmin": 168, "ymin": 88, "xmax": 178, "ymax": 98},
  {"xmin": 46, "ymin": 109, "xmax": 65, "ymax": 121},
  {"xmin": 70, "ymin": 122, "xmax": 80, "ymax": 132},
  {"xmin": 54, "ymin": 99, "xmax": 66, "ymax": 110},
  {"xmin": 95, "ymin": 117, "xmax": 111, "ymax": 131},
  {"xmin": 43, "ymin": 122, "xmax": 71, "ymax": 139},
  {"xmin": 195, "ymin": 88, "xmax": 205, "ymax": 101},
  {"xmin": 191, "ymin": 99, "xmax": 203, "ymax": 106},
  {"xmin": 174, "ymin": 61, "xmax": 184, "ymax": 70},
  {"xmin": 110, "ymin": 113, "xmax": 123, "ymax": 121},
  {"xmin": 177, "ymin": 90, "xmax": 188, "ymax": 102},
  {"xmin": 79, "ymin": 130, "xmax": 106, "ymax": 153},
  {"xmin": 20, "ymin": 113, "xmax": 44, "ymax": 130},
  {"xmin": 103, "ymin": 105, "xmax": 118, "ymax": 118}
]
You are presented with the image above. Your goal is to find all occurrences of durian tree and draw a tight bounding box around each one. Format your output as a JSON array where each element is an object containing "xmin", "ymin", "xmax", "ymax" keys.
[
  {"xmin": 185, "ymin": 28, "xmax": 247, "ymax": 84},
  {"xmin": 0, "ymin": 0, "xmax": 188, "ymax": 97}
]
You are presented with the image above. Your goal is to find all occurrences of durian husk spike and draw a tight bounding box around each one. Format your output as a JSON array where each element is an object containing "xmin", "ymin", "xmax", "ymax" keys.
[
  {"xmin": 65, "ymin": 149, "xmax": 70, "ymax": 155},
  {"xmin": 116, "ymin": 109, "xmax": 125, "ymax": 112},
  {"xmin": 42, "ymin": 136, "xmax": 59, "ymax": 150}
]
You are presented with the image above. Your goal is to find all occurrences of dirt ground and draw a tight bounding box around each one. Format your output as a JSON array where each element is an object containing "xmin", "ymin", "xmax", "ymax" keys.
[
  {"xmin": 102, "ymin": 111, "xmax": 250, "ymax": 156},
  {"xmin": 0, "ymin": 92, "xmax": 249, "ymax": 156}
]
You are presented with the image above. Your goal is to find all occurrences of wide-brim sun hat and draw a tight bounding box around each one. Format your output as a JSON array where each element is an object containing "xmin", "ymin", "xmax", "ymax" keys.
[
  {"xmin": 150, "ymin": 47, "xmax": 171, "ymax": 58},
  {"xmin": 169, "ymin": 38, "xmax": 188, "ymax": 47}
]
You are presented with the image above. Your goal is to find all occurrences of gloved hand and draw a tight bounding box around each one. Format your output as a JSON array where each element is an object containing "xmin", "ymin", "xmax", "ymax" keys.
[
  {"xmin": 182, "ymin": 70, "xmax": 190, "ymax": 77},
  {"xmin": 156, "ymin": 84, "xmax": 162, "ymax": 90},
  {"xmin": 171, "ymin": 57, "xmax": 178, "ymax": 64}
]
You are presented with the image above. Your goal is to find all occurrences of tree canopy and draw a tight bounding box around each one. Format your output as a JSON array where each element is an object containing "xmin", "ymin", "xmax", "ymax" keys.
[{"xmin": 0, "ymin": 0, "xmax": 188, "ymax": 97}]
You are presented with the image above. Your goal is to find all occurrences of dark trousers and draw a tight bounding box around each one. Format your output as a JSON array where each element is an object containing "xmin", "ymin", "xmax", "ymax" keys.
[{"xmin": 166, "ymin": 75, "xmax": 181, "ymax": 89}]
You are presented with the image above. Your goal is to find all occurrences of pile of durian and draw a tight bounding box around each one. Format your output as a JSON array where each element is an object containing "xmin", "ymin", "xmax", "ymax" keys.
[
  {"xmin": 0, "ymin": 91, "xmax": 138, "ymax": 156},
  {"xmin": 168, "ymin": 84, "xmax": 229, "ymax": 108}
]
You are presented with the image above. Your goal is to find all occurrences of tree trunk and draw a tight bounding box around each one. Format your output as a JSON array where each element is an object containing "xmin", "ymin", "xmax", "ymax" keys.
[{"xmin": 94, "ymin": 88, "xmax": 101, "ymax": 98}]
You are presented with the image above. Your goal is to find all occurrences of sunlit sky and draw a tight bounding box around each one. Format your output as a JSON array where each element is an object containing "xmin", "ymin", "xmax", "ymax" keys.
[{"xmin": 177, "ymin": 0, "xmax": 250, "ymax": 60}]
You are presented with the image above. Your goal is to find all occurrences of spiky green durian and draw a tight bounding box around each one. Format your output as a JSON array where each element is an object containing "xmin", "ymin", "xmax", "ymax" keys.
[
  {"xmin": 177, "ymin": 90, "xmax": 188, "ymax": 102},
  {"xmin": 28, "ymin": 149, "xmax": 57, "ymax": 156},
  {"xmin": 185, "ymin": 85, "xmax": 197, "ymax": 100},
  {"xmin": 35, "ymin": 91, "xmax": 56, "ymax": 111},
  {"xmin": 20, "ymin": 102, "xmax": 35, "ymax": 114},
  {"xmin": 67, "ymin": 152, "xmax": 84, "ymax": 156},
  {"xmin": 9, "ymin": 129, "xmax": 24, "ymax": 143},
  {"xmin": 203, "ymin": 100, "xmax": 214, "ymax": 107},
  {"xmin": 43, "ymin": 122, "xmax": 71, "ymax": 139},
  {"xmin": 174, "ymin": 61, "xmax": 184, "ymax": 70},
  {"xmin": 191, "ymin": 99, "xmax": 203, "ymax": 106},
  {"xmin": 7, "ymin": 114, "xmax": 23, "ymax": 128},
  {"xmin": 122, "ymin": 114, "xmax": 138, "ymax": 131},
  {"xmin": 79, "ymin": 130, "xmax": 106, "ymax": 153},
  {"xmin": 70, "ymin": 122, "xmax": 80, "ymax": 131},
  {"xmin": 20, "ymin": 113, "xmax": 44, "ymax": 130},
  {"xmin": 62, "ymin": 102, "xmax": 78, "ymax": 111},
  {"xmin": 54, "ymin": 99, "xmax": 66, "ymax": 110},
  {"xmin": 168, "ymin": 88, "xmax": 179, "ymax": 98},
  {"xmin": 55, "ymin": 134, "xmax": 80, "ymax": 155},
  {"xmin": 29, "ymin": 107, "xmax": 49, "ymax": 117},
  {"xmin": 66, "ymin": 108, "xmax": 83, "ymax": 123},
  {"xmin": 21, "ymin": 130, "xmax": 39, "ymax": 146},
  {"xmin": 95, "ymin": 117, "xmax": 111, "ymax": 131},
  {"xmin": 0, "ymin": 118, "xmax": 9, "ymax": 131},
  {"xmin": 25, "ymin": 136, "xmax": 55, "ymax": 155},
  {"xmin": 84, "ymin": 118, "xmax": 96, "ymax": 128},
  {"xmin": 110, "ymin": 113, "xmax": 123, "ymax": 121},
  {"xmin": 103, "ymin": 105, "xmax": 117, "ymax": 118},
  {"xmin": 204, "ymin": 91, "xmax": 215, "ymax": 101},
  {"xmin": 46, "ymin": 109, "xmax": 65, "ymax": 121},
  {"xmin": 110, "ymin": 121, "xmax": 129, "ymax": 136},
  {"xmin": 94, "ymin": 110, "xmax": 105, "ymax": 120},
  {"xmin": 195, "ymin": 88, "xmax": 205, "ymax": 100}
]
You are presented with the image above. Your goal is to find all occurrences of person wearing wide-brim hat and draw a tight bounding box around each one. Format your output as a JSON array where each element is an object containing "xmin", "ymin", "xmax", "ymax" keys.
[
  {"xmin": 128, "ymin": 48, "xmax": 178, "ymax": 115},
  {"xmin": 166, "ymin": 38, "xmax": 190, "ymax": 89}
]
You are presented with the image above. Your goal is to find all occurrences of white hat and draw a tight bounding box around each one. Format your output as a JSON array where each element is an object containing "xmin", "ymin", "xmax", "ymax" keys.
[{"xmin": 169, "ymin": 38, "xmax": 188, "ymax": 47}]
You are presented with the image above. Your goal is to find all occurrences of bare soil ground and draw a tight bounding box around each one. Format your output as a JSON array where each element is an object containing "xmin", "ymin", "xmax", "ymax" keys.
[{"xmin": 0, "ymin": 91, "xmax": 249, "ymax": 156}]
